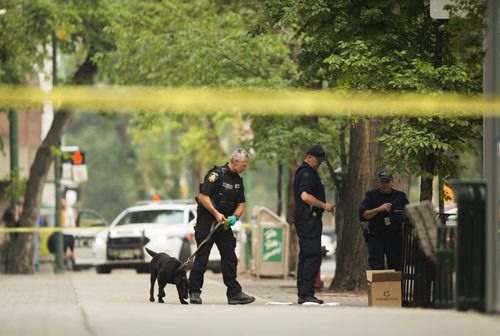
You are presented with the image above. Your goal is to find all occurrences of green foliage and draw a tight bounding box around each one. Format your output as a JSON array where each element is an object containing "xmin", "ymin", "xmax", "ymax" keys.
[
  {"xmin": 260, "ymin": 0, "xmax": 485, "ymax": 192},
  {"xmin": 249, "ymin": 116, "xmax": 340, "ymax": 163},
  {"xmin": 0, "ymin": 0, "xmax": 99, "ymax": 84},
  {"xmin": 0, "ymin": 0, "xmax": 54, "ymax": 83},
  {"xmin": 96, "ymin": 0, "xmax": 296, "ymax": 87},
  {"xmin": 379, "ymin": 117, "xmax": 481, "ymax": 179},
  {"xmin": 446, "ymin": 0, "xmax": 486, "ymax": 85},
  {"xmin": 92, "ymin": 0, "xmax": 298, "ymax": 196},
  {"xmin": 323, "ymin": 40, "xmax": 476, "ymax": 93},
  {"xmin": 0, "ymin": 168, "xmax": 26, "ymax": 200},
  {"xmin": 65, "ymin": 113, "xmax": 139, "ymax": 221}
]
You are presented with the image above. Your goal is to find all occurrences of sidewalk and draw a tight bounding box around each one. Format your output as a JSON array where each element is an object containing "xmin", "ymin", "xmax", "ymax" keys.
[
  {"xmin": 1, "ymin": 265, "xmax": 499, "ymax": 336},
  {"xmin": 235, "ymin": 271, "xmax": 367, "ymax": 306},
  {"xmin": 39, "ymin": 254, "xmax": 365, "ymax": 306}
]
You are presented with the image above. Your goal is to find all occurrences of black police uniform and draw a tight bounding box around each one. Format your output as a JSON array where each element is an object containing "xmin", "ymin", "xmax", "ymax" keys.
[
  {"xmin": 189, "ymin": 163, "xmax": 245, "ymax": 297},
  {"xmin": 359, "ymin": 188, "xmax": 409, "ymax": 270},
  {"xmin": 293, "ymin": 162, "xmax": 325, "ymax": 298}
]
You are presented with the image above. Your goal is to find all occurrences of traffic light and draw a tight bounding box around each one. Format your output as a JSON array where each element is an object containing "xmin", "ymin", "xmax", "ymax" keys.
[
  {"xmin": 72, "ymin": 150, "xmax": 85, "ymax": 165},
  {"xmin": 62, "ymin": 149, "xmax": 85, "ymax": 165},
  {"xmin": 60, "ymin": 147, "xmax": 88, "ymax": 184}
]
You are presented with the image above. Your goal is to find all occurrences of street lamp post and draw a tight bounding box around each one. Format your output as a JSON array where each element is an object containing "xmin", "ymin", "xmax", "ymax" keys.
[
  {"xmin": 483, "ymin": 0, "xmax": 500, "ymax": 314},
  {"xmin": 52, "ymin": 32, "xmax": 64, "ymax": 274}
]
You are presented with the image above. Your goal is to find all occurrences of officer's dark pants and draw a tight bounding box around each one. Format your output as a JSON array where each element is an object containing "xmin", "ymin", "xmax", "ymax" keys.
[
  {"xmin": 366, "ymin": 232, "xmax": 402, "ymax": 271},
  {"xmin": 189, "ymin": 222, "xmax": 241, "ymax": 297},
  {"xmin": 296, "ymin": 217, "xmax": 322, "ymax": 297}
]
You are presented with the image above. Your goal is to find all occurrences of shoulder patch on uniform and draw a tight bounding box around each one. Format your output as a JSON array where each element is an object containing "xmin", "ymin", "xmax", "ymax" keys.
[{"xmin": 208, "ymin": 172, "xmax": 219, "ymax": 182}]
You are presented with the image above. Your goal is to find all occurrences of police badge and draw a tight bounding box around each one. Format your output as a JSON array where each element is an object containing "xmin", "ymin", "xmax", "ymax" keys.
[{"xmin": 208, "ymin": 172, "xmax": 219, "ymax": 182}]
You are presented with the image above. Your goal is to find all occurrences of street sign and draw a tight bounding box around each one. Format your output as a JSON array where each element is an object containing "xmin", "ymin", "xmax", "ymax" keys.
[
  {"xmin": 430, "ymin": 0, "xmax": 451, "ymax": 19},
  {"xmin": 72, "ymin": 165, "xmax": 88, "ymax": 184}
]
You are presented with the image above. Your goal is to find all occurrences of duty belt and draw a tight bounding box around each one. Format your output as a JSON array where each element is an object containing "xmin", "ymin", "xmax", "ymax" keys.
[{"xmin": 312, "ymin": 210, "xmax": 323, "ymax": 218}]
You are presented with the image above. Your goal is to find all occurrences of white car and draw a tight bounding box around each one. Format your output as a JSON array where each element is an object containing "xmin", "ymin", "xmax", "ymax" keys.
[
  {"xmin": 92, "ymin": 200, "xmax": 239, "ymax": 274},
  {"xmin": 70, "ymin": 209, "xmax": 109, "ymax": 269}
]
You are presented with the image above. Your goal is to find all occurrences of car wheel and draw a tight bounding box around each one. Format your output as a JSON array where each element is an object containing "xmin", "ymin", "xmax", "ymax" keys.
[
  {"xmin": 136, "ymin": 264, "xmax": 150, "ymax": 273},
  {"xmin": 95, "ymin": 265, "xmax": 111, "ymax": 274},
  {"xmin": 178, "ymin": 240, "xmax": 191, "ymax": 263}
]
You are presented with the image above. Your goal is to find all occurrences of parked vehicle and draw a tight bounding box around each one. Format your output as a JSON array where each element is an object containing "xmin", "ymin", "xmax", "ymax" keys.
[
  {"xmin": 92, "ymin": 200, "xmax": 239, "ymax": 274},
  {"xmin": 321, "ymin": 227, "xmax": 337, "ymax": 259},
  {"xmin": 69, "ymin": 209, "xmax": 109, "ymax": 269},
  {"xmin": 46, "ymin": 208, "xmax": 109, "ymax": 270}
]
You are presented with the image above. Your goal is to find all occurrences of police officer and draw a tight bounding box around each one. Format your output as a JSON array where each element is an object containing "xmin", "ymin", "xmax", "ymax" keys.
[
  {"xmin": 359, "ymin": 170, "xmax": 409, "ymax": 271},
  {"xmin": 293, "ymin": 145, "xmax": 335, "ymax": 304},
  {"xmin": 189, "ymin": 148, "xmax": 255, "ymax": 305}
]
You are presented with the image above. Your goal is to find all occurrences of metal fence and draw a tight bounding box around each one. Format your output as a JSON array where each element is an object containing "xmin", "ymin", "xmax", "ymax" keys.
[{"xmin": 401, "ymin": 213, "xmax": 457, "ymax": 308}]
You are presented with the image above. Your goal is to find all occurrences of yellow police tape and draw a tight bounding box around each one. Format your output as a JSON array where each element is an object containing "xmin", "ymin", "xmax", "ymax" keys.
[
  {"xmin": 1, "ymin": 86, "xmax": 499, "ymax": 116},
  {"xmin": 0, "ymin": 227, "xmax": 107, "ymax": 233},
  {"xmin": 0, "ymin": 224, "xmax": 253, "ymax": 233}
]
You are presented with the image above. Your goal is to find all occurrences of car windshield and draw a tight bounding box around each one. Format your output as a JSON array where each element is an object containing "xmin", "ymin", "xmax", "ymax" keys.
[{"xmin": 116, "ymin": 210, "xmax": 184, "ymax": 226}]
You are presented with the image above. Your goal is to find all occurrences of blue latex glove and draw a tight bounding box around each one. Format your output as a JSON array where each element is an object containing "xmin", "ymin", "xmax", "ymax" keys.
[{"xmin": 226, "ymin": 215, "xmax": 237, "ymax": 226}]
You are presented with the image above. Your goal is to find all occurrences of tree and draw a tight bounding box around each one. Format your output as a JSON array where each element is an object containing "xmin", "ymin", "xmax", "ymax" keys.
[
  {"xmin": 2, "ymin": 0, "xmax": 115, "ymax": 273},
  {"xmin": 249, "ymin": 116, "xmax": 343, "ymax": 272},
  {"xmin": 93, "ymin": 0, "xmax": 297, "ymax": 196},
  {"xmin": 258, "ymin": 0, "xmax": 485, "ymax": 290},
  {"xmin": 325, "ymin": 39, "xmax": 483, "ymax": 201}
]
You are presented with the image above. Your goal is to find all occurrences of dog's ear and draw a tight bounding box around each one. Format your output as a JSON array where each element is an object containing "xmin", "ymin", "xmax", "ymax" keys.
[
  {"xmin": 175, "ymin": 265, "xmax": 187, "ymax": 278},
  {"xmin": 174, "ymin": 266, "xmax": 187, "ymax": 285}
]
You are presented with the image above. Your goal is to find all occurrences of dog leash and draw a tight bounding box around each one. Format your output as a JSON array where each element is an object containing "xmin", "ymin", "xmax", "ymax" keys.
[{"xmin": 180, "ymin": 220, "xmax": 224, "ymax": 271}]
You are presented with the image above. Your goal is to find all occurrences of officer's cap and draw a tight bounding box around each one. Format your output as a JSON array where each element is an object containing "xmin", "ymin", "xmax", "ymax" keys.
[
  {"xmin": 306, "ymin": 145, "xmax": 327, "ymax": 162},
  {"xmin": 378, "ymin": 170, "xmax": 393, "ymax": 181}
]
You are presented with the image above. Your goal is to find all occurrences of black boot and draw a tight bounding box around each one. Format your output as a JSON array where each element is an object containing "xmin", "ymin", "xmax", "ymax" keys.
[
  {"xmin": 189, "ymin": 292, "xmax": 202, "ymax": 304},
  {"xmin": 228, "ymin": 291, "xmax": 256, "ymax": 305},
  {"xmin": 298, "ymin": 295, "xmax": 324, "ymax": 304}
]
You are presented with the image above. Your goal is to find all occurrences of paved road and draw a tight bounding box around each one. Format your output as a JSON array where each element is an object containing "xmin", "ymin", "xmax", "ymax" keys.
[{"xmin": 0, "ymin": 269, "xmax": 499, "ymax": 336}]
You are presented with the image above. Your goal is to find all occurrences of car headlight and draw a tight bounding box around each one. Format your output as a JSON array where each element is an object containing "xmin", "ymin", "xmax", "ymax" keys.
[{"xmin": 95, "ymin": 236, "xmax": 106, "ymax": 245}]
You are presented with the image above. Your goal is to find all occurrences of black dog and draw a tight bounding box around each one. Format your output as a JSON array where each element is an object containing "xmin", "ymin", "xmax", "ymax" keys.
[{"xmin": 145, "ymin": 248, "xmax": 189, "ymax": 304}]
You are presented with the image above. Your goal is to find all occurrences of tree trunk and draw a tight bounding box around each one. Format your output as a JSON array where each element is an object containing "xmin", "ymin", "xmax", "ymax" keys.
[
  {"xmin": 286, "ymin": 159, "xmax": 299, "ymax": 276},
  {"xmin": 420, "ymin": 154, "xmax": 436, "ymax": 201},
  {"xmin": 396, "ymin": 173, "xmax": 411, "ymax": 196},
  {"xmin": 371, "ymin": 118, "xmax": 412, "ymax": 195},
  {"xmin": 330, "ymin": 120, "xmax": 374, "ymax": 291},
  {"xmin": 9, "ymin": 111, "xmax": 73, "ymax": 274},
  {"xmin": 370, "ymin": 118, "xmax": 385, "ymax": 187},
  {"xmin": 420, "ymin": 177, "xmax": 433, "ymax": 201}
]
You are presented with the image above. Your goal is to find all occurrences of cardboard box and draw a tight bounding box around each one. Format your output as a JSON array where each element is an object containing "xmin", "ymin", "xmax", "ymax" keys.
[{"xmin": 366, "ymin": 270, "xmax": 402, "ymax": 307}]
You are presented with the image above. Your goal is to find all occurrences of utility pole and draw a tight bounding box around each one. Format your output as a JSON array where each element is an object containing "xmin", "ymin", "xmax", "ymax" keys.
[{"xmin": 435, "ymin": 18, "xmax": 446, "ymax": 214}]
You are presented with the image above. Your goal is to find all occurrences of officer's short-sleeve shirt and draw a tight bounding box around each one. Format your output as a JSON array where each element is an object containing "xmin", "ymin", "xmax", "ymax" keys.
[
  {"xmin": 199, "ymin": 164, "xmax": 245, "ymax": 216},
  {"xmin": 201, "ymin": 170, "xmax": 222, "ymax": 196},
  {"xmin": 293, "ymin": 162, "xmax": 326, "ymax": 210},
  {"xmin": 297, "ymin": 169, "xmax": 315, "ymax": 196},
  {"xmin": 359, "ymin": 188, "xmax": 409, "ymax": 232}
]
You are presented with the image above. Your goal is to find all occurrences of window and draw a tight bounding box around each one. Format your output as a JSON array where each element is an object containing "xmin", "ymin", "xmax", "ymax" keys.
[{"xmin": 116, "ymin": 210, "xmax": 184, "ymax": 226}]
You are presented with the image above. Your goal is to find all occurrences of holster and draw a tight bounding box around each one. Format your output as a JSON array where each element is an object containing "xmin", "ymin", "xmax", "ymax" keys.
[{"xmin": 294, "ymin": 204, "xmax": 312, "ymax": 222}]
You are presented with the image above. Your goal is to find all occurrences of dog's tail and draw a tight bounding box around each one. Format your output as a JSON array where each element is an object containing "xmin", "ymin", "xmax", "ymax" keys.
[{"xmin": 145, "ymin": 247, "xmax": 157, "ymax": 258}]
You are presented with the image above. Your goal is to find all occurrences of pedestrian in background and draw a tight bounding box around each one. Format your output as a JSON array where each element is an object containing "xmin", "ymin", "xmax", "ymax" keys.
[
  {"xmin": 293, "ymin": 145, "xmax": 336, "ymax": 304},
  {"xmin": 359, "ymin": 170, "xmax": 409, "ymax": 271},
  {"xmin": 189, "ymin": 148, "xmax": 255, "ymax": 305},
  {"xmin": 61, "ymin": 197, "xmax": 77, "ymax": 270}
]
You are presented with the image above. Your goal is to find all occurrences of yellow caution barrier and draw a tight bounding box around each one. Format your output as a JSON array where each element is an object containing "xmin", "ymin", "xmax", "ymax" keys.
[{"xmin": 0, "ymin": 86, "xmax": 499, "ymax": 116}]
